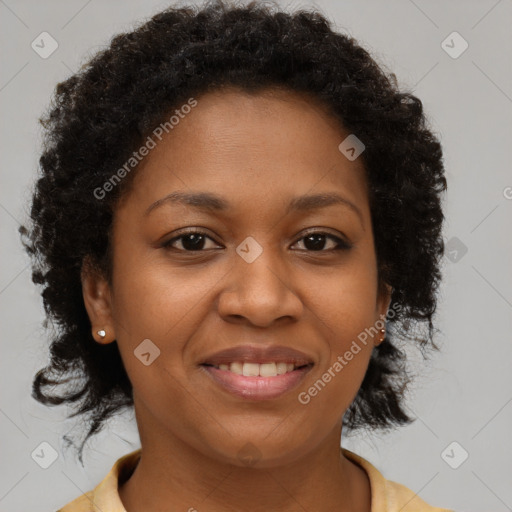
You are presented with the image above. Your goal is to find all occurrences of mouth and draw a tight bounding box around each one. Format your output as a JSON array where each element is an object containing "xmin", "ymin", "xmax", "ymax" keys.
[
  {"xmin": 200, "ymin": 362, "xmax": 314, "ymax": 400},
  {"xmin": 198, "ymin": 344, "xmax": 315, "ymax": 400},
  {"xmin": 201, "ymin": 361, "xmax": 312, "ymax": 376}
]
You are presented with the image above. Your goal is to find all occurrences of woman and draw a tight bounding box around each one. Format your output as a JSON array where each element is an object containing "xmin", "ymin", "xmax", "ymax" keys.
[{"xmin": 21, "ymin": 1, "xmax": 452, "ymax": 510}]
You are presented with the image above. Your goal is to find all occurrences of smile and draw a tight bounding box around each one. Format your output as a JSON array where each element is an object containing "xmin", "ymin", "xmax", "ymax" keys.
[
  {"xmin": 204, "ymin": 361, "xmax": 309, "ymax": 376},
  {"xmin": 200, "ymin": 362, "xmax": 314, "ymax": 400}
]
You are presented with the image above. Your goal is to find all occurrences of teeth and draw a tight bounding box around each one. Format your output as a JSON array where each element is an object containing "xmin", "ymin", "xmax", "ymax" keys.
[
  {"xmin": 242, "ymin": 362, "xmax": 260, "ymax": 377},
  {"xmin": 259, "ymin": 363, "xmax": 277, "ymax": 377},
  {"xmin": 276, "ymin": 362, "xmax": 288, "ymax": 375},
  {"xmin": 229, "ymin": 362, "xmax": 243, "ymax": 375},
  {"xmin": 214, "ymin": 361, "xmax": 302, "ymax": 376}
]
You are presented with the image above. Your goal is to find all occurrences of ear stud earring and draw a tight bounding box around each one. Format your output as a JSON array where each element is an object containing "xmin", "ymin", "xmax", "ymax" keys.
[
  {"xmin": 97, "ymin": 329, "xmax": 106, "ymax": 339},
  {"xmin": 379, "ymin": 328, "xmax": 385, "ymax": 343}
]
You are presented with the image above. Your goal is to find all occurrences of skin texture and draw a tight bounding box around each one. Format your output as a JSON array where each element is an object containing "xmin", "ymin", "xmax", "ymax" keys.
[{"xmin": 82, "ymin": 87, "xmax": 392, "ymax": 512}]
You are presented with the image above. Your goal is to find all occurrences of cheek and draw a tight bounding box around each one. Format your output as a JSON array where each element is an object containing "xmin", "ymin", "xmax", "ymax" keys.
[
  {"xmin": 299, "ymin": 261, "xmax": 378, "ymax": 407},
  {"xmin": 109, "ymin": 263, "xmax": 207, "ymax": 428},
  {"xmin": 111, "ymin": 256, "xmax": 205, "ymax": 339},
  {"xmin": 109, "ymin": 254, "xmax": 218, "ymax": 384},
  {"xmin": 297, "ymin": 297, "xmax": 375, "ymax": 421},
  {"xmin": 311, "ymin": 259, "xmax": 380, "ymax": 349}
]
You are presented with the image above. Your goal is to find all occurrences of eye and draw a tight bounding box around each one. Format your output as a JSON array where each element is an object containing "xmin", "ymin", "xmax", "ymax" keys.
[
  {"xmin": 161, "ymin": 230, "xmax": 220, "ymax": 252},
  {"xmin": 161, "ymin": 229, "xmax": 352, "ymax": 253},
  {"xmin": 292, "ymin": 231, "xmax": 352, "ymax": 252}
]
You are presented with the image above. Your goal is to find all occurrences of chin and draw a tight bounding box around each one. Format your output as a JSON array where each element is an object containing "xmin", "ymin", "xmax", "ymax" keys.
[{"xmin": 201, "ymin": 435, "xmax": 314, "ymax": 469}]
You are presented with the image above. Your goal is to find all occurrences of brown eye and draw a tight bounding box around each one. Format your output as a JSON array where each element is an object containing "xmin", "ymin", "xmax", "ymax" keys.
[
  {"xmin": 293, "ymin": 232, "xmax": 352, "ymax": 252},
  {"xmin": 162, "ymin": 231, "xmax": 219, "ymax": 251}
]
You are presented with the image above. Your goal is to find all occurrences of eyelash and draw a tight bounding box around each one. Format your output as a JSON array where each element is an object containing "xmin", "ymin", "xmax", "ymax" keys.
[{"xmin": 161, "ymin": 229, "xmax": 352, "ymax": 253}]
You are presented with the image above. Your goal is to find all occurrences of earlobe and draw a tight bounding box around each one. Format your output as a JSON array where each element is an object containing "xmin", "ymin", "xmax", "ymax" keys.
[
  {"xmin": 93, "ymin": 327, "xmax": 115, "ymax": 344},
  {"xmin": 81, "ymin": 258, "xmax": 116, "ymax": 344}
]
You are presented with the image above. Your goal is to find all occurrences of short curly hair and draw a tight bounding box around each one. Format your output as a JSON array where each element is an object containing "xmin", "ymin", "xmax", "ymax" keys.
[{"xmin": 20, "ymin": 0, "xmax": 447, "ymax": 459}]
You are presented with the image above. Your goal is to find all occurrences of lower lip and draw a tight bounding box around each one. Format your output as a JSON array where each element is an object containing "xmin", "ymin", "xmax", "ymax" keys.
[{"xmin": 200, "ymin": 365, "xmax": 313, "ymax": 401}]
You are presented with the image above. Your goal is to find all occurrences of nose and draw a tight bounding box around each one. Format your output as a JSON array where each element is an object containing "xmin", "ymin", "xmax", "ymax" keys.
[{"xmin": 217, "ymin": 248, "xmax": 304, "ymax": 328}]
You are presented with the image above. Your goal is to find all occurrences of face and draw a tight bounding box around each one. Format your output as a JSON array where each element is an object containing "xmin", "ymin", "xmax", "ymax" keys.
[{"xmin": 83, "ymin": 87, "xmax": 391, "ymax": 468}]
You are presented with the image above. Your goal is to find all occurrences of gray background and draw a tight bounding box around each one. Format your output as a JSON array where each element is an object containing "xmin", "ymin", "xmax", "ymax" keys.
[{"xmin": 1, "ymin": 0, "xmax": 511, "ymax": 511}]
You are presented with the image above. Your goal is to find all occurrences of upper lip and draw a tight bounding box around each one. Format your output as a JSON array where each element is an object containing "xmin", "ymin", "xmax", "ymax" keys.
[{"xmin": 200, "ymin": 345, "xmax": 314, "ymax": 366}]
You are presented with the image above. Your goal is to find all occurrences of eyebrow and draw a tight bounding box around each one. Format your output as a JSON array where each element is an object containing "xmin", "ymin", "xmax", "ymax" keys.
[{"xmin": 145, "ymin": 190, "xmax": 364, "ymax": 225}]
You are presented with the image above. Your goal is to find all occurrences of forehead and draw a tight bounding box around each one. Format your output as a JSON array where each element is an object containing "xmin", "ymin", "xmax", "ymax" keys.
[{"xmin": 120, "ymin": 87, "xmax": 370, "ymax": 220}]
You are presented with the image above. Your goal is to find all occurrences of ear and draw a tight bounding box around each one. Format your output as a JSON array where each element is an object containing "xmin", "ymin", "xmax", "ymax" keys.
[
  {"xmin": 374, "ymin": 281, "xmax": 393, "ymax": 346},
  {"xmin": 81, "ymin": 257, "xmax": 116, "ymax": 344},
  {"xmin": 377, "ymin": 281, "xmax": 393, "ymax": 318}
]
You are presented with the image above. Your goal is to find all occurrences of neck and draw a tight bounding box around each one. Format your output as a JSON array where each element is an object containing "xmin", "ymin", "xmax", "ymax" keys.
[{"xmin": 119, "ymin": 408, "xmax": 370, "ymax": 512}]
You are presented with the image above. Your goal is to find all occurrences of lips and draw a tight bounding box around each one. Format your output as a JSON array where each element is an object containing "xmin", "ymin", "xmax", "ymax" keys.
[
  {"xmin": 199, "ymin": 344, "xmax": 315, "ymax": 400},
  {"xmin": 201, "ymin": 364, "xmax": 312, "ymax": 400},
  {"xmin": 199, "ymin": 344, "xmax": 315, "ymax": 401}
]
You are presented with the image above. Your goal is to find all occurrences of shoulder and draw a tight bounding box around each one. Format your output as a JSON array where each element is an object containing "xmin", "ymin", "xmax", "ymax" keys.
[
  {"xmin": 384, "ymin": 478, "xmax": 454, "ymax": 512},
  {"xmin": 57, "ymin": 491, "xmax": 94, "ymax": 512},
  {"xmin": 341, "ymin": 448, "xmax": 454, "ymax": 512},
  {"xmin": 56, "ymin": 449, "xmax": 141, "ymax": 512}
]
